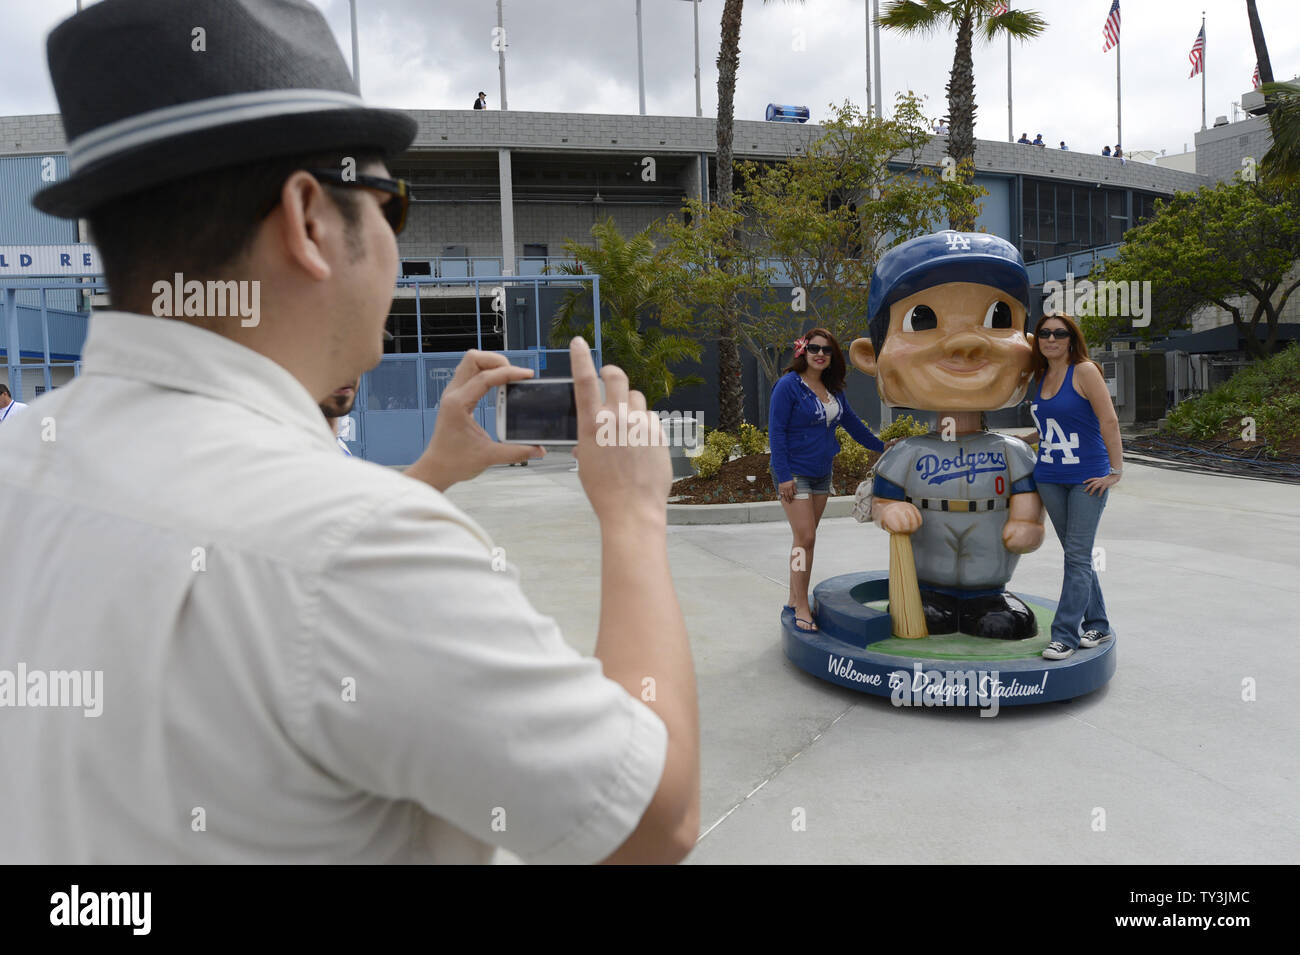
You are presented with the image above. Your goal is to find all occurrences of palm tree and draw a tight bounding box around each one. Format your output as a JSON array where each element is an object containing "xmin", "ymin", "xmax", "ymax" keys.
[
  {"xmin": 713, "ymin": 0, "xmax": 804, "ymax": 432},
  {"xmin": 1261, "ymin": 81, "xmax": 1300, "ymax": 186},
  {"xmin": 549, "ymin": 218, "xmax": 703, "ymax": 409},
  {"xmin": 878, "ymin": 0, "xmax": 1045, "ymax": 231},
  {"xmin": 1246, "ymin": 0, "xmax": 1274, "ymax": 88}
]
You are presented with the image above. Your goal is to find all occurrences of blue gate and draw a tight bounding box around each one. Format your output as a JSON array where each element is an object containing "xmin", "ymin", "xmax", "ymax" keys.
[
  {"xmin": 3, "ymin": 272, "xmax": 602, "ymax": 465},
  {"xmin": 354, "ymin": 348, "xmax": 544, "ymax": 466}
]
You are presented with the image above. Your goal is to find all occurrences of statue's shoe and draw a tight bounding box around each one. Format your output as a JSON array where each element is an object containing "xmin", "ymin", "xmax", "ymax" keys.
[
  {"xmin": 919, "ymin": 589, "xmax": 960, "ymax": 634},
  {"xmin": 960, "ymin": 591, "xmax": 1038, "ymax": 640}
]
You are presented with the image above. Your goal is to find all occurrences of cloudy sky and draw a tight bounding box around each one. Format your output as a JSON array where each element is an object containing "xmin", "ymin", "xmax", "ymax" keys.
[{"xmin": 3, "ymin": 0, "xmax": 1297, "ymax": 159}]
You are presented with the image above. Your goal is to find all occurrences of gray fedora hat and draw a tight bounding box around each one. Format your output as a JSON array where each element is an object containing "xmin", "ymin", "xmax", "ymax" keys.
[{"xmin": 33, "ymin": 0, "xmax": 417, "ymax": 218}]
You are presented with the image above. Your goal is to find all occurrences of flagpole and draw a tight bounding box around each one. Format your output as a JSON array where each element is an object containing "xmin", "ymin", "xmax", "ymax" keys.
[
  {"xmin": 1200, "ymin": 13, "xmax": 1207, "ymax": 131},
  {"xmin": 1116, "ymin": 28, "xmax": 1122, "ymax": 149}
]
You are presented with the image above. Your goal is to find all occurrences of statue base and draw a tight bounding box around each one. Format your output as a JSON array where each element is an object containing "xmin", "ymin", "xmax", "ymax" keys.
[{"xmin": 781, "ymin": 571, "xmax": 1116, "ymax": 707}]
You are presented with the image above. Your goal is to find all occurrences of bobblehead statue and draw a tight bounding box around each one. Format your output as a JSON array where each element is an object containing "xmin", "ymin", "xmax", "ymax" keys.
[{"xmin": 850, "ymin": 231, "xmax": 1045, "ymax": 640}]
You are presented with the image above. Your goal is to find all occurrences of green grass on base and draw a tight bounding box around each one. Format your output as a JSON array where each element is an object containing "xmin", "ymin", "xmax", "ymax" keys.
[{"xmin": 861, "ymin": 599, "xmax": 1055, "ymax": 661}]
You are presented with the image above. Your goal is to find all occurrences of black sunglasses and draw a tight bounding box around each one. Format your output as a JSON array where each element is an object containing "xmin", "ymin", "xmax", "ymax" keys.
[
  {"xmin": 305, "ymin": 169, "xmax": 409, "ymax": 235},
  {"xmin": 260, "ymin": 169, "xmax": 410, "ymax": 235},
  {"xmin": 1039, "ymin": 328, "xmax": 1072, "ymax": 340},
  {"xmin": 804, "ymin": 343, "xmax": 832, "ymax": 355}
]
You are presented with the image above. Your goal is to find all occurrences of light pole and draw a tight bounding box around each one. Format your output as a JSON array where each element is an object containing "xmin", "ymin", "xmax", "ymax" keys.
[
  {"xmin": 349, "ymin": 0, "xmax": 360, "ymax": 88},
  {"xmin": 497, "ymin": 0, "xmax": 509, "ymax": 110},
  {"xmin": 872, "ymin": 0, "xmax": 882, "ymax": 118},
  {"xmin": 636, "ymin": 0, "xmax": 647, "ymax": 115},
  {"xmin": 679, "ymin": 0, "xmax": 702, "ymax": 118}
]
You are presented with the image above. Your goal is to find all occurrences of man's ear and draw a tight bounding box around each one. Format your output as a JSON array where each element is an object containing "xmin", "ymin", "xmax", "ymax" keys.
[
  {"xmin": 849, "ymin": 338, "xmax": 878, "ymax": 377},
  {"xmin": 276, "ymin": 170, "xmax": 333, "ymax": 282}
]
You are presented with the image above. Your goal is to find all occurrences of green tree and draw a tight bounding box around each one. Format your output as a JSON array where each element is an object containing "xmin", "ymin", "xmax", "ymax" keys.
[
  {"xmin": 1086, "ymin": 181, "xmax": 1300, "ymax": 359},
  {"xmin": 738, "ymin": 95, "xmax": 983, "ymax": 384},
  {"xmin": 657, "ymin": 95, "xmax": 984, "ymax": 393},
  {"xmin": 878, "ymin": 0, "xmax": 1046, "ymax": 231},
  {"xmin": 714, "ymin": 0, "xmax": 806, "ymax": 433},
  {"xmin": 654, "ymin": 197, "xmax": 771, "ymax": 393},
  {"xmin": 549, "ymin": 218, "xmax": 703, "ymax": 408}
]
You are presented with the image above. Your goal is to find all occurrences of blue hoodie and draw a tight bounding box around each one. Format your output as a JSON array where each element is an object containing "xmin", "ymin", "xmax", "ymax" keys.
[{"xmin": 768, "ymin": 371, "xmax": 883, "ymax": 484}]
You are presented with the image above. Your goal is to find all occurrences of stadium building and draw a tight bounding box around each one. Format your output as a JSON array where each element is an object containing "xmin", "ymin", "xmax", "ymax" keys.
[{"xmin": 1, "ymin": 106, "xmax": 1292, "ymax": 462}]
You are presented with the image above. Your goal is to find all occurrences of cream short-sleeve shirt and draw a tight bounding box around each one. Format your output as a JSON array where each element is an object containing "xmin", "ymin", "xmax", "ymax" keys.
[{"xmin": 0, "ymin": 312, "xmax": 667, "ymax": 864}]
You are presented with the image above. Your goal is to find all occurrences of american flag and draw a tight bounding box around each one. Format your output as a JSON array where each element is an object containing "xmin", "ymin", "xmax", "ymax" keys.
[
  {"xmin": 991, "ymin": 2, "xmax": 1009, "ymax": 15},
  {"xmin": 1252, "ymin": 62, "xmax": 1261, "ymax": 89},
  {"xmin": 1102, "ymin": 0, "xmax": 1120, "ymax": 52},
  {"xmin": 1188, "ymin": 26, "xmax": 1205, "ymax": 78}
]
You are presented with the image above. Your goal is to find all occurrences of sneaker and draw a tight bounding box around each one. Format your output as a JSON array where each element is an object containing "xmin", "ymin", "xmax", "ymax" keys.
[
  {"xmin": 1042, "ymin": 641, "xmax": 1075, "ymax": 660},
  {"xmin": 1079, "ymin": 629, "xmax": 1112, "ymax": 648}
]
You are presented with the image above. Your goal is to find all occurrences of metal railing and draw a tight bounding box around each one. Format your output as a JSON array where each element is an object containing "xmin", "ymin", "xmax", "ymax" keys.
[
  {"xmin": 1025, "ymin": 243, "xmax": 1121, "ymax": 285},
  {"xmin": 399, "ymin": 255, "xmax": 581, "ymax": 279}
]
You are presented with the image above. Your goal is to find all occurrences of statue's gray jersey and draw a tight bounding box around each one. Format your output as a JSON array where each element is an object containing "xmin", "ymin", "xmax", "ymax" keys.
[{"xmin": 874, "ymin": 432, "xmax": 1038, "ymax": 591}]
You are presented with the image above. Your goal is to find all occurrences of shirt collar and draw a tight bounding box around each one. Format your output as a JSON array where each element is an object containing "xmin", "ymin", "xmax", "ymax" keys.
[{"xmin": 79, "ymin": 311, "xmax": 337, "ymax": 447}]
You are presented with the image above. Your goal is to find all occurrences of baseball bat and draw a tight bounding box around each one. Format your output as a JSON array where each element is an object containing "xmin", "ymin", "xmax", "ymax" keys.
[{"xmin": 888, "ymin": 532, "xmax": 929, "ymax": 639}]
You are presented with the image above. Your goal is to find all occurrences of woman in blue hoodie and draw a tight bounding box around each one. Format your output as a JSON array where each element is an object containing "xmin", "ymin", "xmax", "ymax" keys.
[{"xmin": 769, "ymin": 328, "xmax": 884, "ymax": 631}]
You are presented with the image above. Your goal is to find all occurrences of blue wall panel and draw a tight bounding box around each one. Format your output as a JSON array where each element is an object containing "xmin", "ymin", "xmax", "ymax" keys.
[{"xmin": 0, "ymin": 156, "xmax": 77, "ymax": 244}]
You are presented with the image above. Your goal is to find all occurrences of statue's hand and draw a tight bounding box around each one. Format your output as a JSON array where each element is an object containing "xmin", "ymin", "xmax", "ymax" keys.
[
  {"xmin": 1002, "ymin": 518, "xmax": 1044, "ymax": 554},
  {"xmin": 878, "ymin": 500, "xmax": 922, "ymax": 534}
]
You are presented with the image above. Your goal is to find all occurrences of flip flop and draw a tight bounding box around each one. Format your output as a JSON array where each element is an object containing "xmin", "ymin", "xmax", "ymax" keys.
[
  {"xmin": 794, "ymin": 616, "xmax": 818, "ymax": 632},
  {"xmin": 783, "ymin": 604, "xmax": 795, "ymax": 613}
]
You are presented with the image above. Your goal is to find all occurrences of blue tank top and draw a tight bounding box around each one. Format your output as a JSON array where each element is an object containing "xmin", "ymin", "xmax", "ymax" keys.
[{"xmin": 1029, "ymin": 364, "xmax": 1110, "ymax": 484}]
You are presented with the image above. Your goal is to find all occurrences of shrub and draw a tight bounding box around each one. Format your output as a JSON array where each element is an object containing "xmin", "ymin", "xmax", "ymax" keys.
[
  {"xmin": 705, "ymin": 429, "xmax": 739, "ymax": 459},
  {"xmin": 879, "ymin": 413, "xmax": 931, "ymax": 442},
  {"xmin": 737, "ymin": 422, "xmax": 769, "ymax": 456},
  {"xmin": 1164, "ymin": 343, "xmax": 1300, "ymax": 455},
  {"xmin": 692, "ymin": 446, "xmax": 725, "ymax": 479},
  {"xmin": 834, "ymin": 426, "xmax": 875, "ymax": 475}
]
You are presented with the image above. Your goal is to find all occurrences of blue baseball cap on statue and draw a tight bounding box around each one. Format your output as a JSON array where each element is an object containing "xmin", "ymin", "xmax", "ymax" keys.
[{"xmin": 867, "ymin": 231, "xmax": 1030, "ymax": 329}]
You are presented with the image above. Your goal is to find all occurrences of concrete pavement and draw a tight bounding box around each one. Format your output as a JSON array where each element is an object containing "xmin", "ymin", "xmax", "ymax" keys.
[{"xmin": 443, "ymin": 454, "xmax": 1300, "ymax": 864}]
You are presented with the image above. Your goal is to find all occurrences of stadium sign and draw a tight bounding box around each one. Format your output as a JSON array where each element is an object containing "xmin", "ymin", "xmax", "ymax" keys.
[{"xmin": 0, "ymin": 243, "xmax": 102, "ymax": 276}]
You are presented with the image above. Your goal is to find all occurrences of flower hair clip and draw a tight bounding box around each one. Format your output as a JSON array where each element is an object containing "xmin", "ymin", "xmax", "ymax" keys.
[{"xmin": 793, "ymin": 337, "xmax": 808, "ymax": 357}]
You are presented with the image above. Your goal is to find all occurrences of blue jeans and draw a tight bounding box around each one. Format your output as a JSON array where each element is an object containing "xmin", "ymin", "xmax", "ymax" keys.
[{"xmin": 1036, "ymin": 481, "xmax": 1111, "ymax": 649}]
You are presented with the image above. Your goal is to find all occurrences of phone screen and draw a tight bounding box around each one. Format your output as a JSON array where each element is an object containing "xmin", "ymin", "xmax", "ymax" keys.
[{"xmin": 503, "ymin": 379, "xmax": 578, "ymax": 443}]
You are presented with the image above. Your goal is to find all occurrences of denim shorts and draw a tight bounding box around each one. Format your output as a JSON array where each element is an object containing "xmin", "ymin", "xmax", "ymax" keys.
[{"xmin": 772, "ymin": 470, "xmax": 833, "ymax": 499}]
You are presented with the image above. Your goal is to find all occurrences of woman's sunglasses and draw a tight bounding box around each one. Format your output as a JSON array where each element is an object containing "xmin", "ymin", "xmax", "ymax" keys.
[
  {"xmin": 305, "ymin": 168, "xmax": 410, "ymax": 235},
  {"xmin": 804, "ymin": 343, "xmax": 832, "ymax": 355},
  {"xmin": 1038, "ymin": 329, "xmax": 1072, "ymax": 340}
]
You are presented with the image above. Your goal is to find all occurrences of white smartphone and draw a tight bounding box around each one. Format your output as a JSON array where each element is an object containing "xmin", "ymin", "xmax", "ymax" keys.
[{"xmin": 495, "ymin": 378, "xmax": 584, "ymax": 445}]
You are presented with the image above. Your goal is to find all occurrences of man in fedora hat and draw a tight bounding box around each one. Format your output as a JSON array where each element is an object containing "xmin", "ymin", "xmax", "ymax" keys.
[{"xmin": 0, "ymin": 0, "xmax": 697, "ymax": 865}]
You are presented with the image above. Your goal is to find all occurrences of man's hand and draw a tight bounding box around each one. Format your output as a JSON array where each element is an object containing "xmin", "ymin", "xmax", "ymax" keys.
[
  {"xmin": 406, "ymin": 350, "xmax": 544, "ymax": 493},
  {"xmin": 571, "ymin": 336, "xmax": 671, "ymax": 528}
]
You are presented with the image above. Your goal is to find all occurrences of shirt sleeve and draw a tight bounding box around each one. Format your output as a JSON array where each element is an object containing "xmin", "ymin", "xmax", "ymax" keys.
[
  {"xmin": 767, "ymin": 376, "xmax": 796, "ymax": 484},
  {"xmin": 293, "ymin": 486, "xmax": 668, "ymax": 865},
  {"xmin": 1005, "ymin": 435, "xmax": 1039, "ymax": 491},
  {"xmin": 872, "ymin": 440, "xmax": 915, "ymax": 495},
  {"xmin": 836, "ymin": 395, "xmax": 884, "ymax": 452}
]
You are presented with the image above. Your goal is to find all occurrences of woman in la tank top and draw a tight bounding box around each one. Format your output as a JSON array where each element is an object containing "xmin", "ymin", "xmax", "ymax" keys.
[{"xmin": 1027, "ymin": 313, "xmax": 1125, "ymax": 661}]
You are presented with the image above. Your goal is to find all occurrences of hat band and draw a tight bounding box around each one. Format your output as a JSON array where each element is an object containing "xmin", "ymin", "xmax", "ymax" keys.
[{"xmin": 67, "ymin": 88, "xmax": 369, "ymax": 173}]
